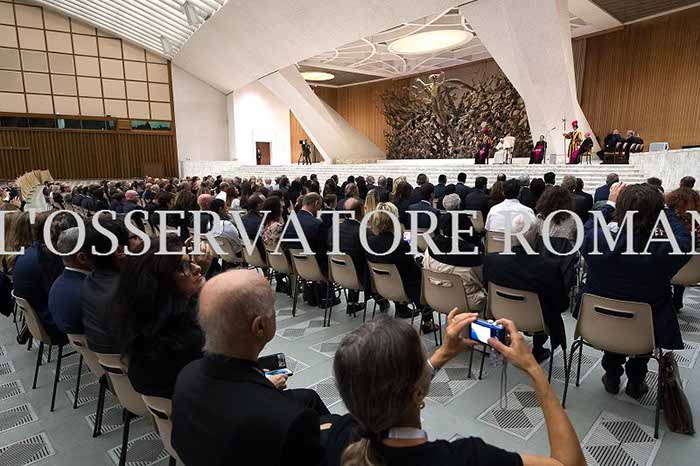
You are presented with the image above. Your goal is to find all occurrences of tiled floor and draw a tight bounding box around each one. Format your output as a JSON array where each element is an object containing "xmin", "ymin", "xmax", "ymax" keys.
[{"xmin": 2, "ymin": 285, "xmax": 700, "ymax": 465}]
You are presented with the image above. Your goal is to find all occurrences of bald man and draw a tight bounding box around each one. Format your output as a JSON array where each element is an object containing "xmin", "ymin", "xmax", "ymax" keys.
[
  {"xmin": 171, "ymin": 270, "xmax": 331, "ymax": 466},
  {"xmin": 197, "ymin": 193, "xmax": 214, "ymax": 233},
  {"xmin": 123, "ymin": 189, "xmax": 145, "ymax": 231}
]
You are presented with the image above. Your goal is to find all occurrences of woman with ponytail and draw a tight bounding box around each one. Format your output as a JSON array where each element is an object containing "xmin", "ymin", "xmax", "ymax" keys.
[{"xmin": 329, "ymin": 310, "xmax": 586, "ymax": 466}]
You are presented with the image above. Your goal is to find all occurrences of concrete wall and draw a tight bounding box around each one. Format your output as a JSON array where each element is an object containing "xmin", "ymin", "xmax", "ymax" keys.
[
  {"xmin": 630, "ymin": 149, "xmax": 700, "ymax": 190},
  {"xmin": 172, "ymin": 64, "xmax": 229, "ymax": 162}
]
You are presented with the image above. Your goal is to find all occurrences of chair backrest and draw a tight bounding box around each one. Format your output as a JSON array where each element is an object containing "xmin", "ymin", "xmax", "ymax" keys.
[
  {"xmin": 367, "ymin": 261, "xmax": 411, "ymax": 304},
  {"xmin": 471, "ymin": 211, "xmax": 485, "ymax": 233},
  {"xmin": 213, "ymin": 237, "xmax": 242, "ymax": 264},
  {"xmin": 421, "ymin": 269, "xmax": 469, "ymax": 316},
  {"xmin": 485, "ymin": 230, "xmax": 505, "ymax": 254},
  {"xmin": 13, "ymin": 294, "xmax": 52, "ymax": 344},
  {"xmin": 328, "ymin": 253, "xmax": 362, "ymax": 291},
  {"xmin": 488, "ymin": 283, "xmax": 546, "ymax": 334},
  {"xmin": 95, "ymin": 353, "xmax": 149, "ymax": 417},
  {"xmin": 672, "ymin": 255, "xmax": 700, "ymax": 286},
  {"xmin": 265, "ymin": 248, "xmax": 292, "ymax": 274},
  {"xmin": 141, "ymin": 395, "xmax": 182, "ymax": 463},
  {"xmin": 243, "ymin": 245, "xmax": 267, "ymax": 269},
  {"xmin": 67, "ymin": 334, "xmax": 105, "ymax": 378},
  {"xmin": 289, "ymin": 249, "xmax": 326, "ymax": 282},
  {"xmin": 575, "ymin": 293, "xmax": 655, "ymax": 356}
]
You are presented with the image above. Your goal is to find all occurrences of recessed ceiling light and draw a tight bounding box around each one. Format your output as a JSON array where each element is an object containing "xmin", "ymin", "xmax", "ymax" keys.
[
  {"xmin": 301, "ymin": 71, "xmax": 335, "ymax": 82},
  {"xmin": 388, "ymin": 30, "xmax": 473, "ymax": 55}
]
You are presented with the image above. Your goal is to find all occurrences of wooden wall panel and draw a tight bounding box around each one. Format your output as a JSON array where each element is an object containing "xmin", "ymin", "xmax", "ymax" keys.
[
  {"xmin": 0, "ymin": 128, "xmax": 177, "ymax": 179},
  {"xmin": 580, "ymin": 8, "xmax": 700, "ymax": 149}
]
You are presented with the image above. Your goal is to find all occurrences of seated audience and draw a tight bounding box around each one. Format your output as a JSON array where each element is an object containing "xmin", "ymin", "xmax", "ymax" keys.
[
  {"xmin": 487, "ymin": 181, "xmax": 505, "ymax": 210},
  {"xmin": 434, "ymin": 174, "xmax": 447, "ymax": 200},
  {"xmin": 196, "ymin": 193, "xmax": 214, "ymax": 233},
  {"xmin": 462, "ymin": 176, "xmax": 489, "ymax": 218},
  {"xmin": 423, "ymin": 194, "xmax": 485, "ymax": 312},
  {"xmin": 14, "ymin": 212, "xmax": 75, "ymax": 345},
  {"xmin": 3, "ymin": 210, "xmax": 33, "ymax": 275},
  {"xmin": 455, "ymin": 172, "xmax": 470, "ymax": 201},
  {"xmin": 664, "ymin": 187, "xmax": 700, "ymax": 312},
  {"xmin": 562, "ymin": 175, "xmax": 590, "ymax": 223},
  {"xmin": 366, "ymin": 203, "xmax": 437, "ymax": 332},
  {"xmin": 597, "ymin": 129, "xmax": 624, "ymax": 160},
  {"xmin": 241, "ymin": 193, "xmax": 266, "ymax": 254},
  {"xmin": 579, "ymin": 183, "xmax": 691, "ymax": 398},
  {"xmin": 48, "ymin": 227, "xmax": 93, "ymax": 335},
  {"xmin": 334, "ymin": 198, "xmax": 369, "ymax": 314},
  {"xmin": 391, "ymin": 181, "xmax": 413, "ymax": 227},
  {"xmin": 544, "ymin": 172, "xmax": 556, "ymax": 187},
  {"xmin": 536, "ymin": 186, "xmax": 578, "ymax": 243},
  {"xmin": 574, "ymin": 178, "xmax": 593, "ymax": 214},
  {"xmin": 117, "ymin": 235, "xmax": 207, "ymax": 398},
  {"xmin": 328, "ymin": 314, "xmax": 585, "ymax": 466},
  {"xmin": 485, "ymin": 179, "xmax": 534, "ymax": 232},
  {"xmin": 484, "ymin": 214, "xmax": 569, "ymax": 363},
  {"xmin": 209, "ymin": 198, "xmax": 243, "ymax": 259},
  {"xmin": 647, "ymin": 177, "xmax": 664, "ymax": 193},
  {"xmin": 123, "ymin": 190, "xmax": 145, "ymax": 231},
  {"xmin": 172, "ymin": 270, "xmax": 332, "ymax": 466},
  {"xmin": 518, "ymin": 176, "xmax": 536, "ymax": 210},
  {"xmin": 337, "ymin": 183, "xmax": 360, "ymax": 211},
  {"xmin": 594, "ymin": 173, "xmax": 619, "ymax": 203},
  {"xmin": 409, "ymin": 174, "xmax": 428, "ymax": 204},
  {"xmin": 283, "ymin": 193, "xmax": 330, "ymax": 276},
  {"xmin": 82, "ymin": 219, "xmax": 129, "ymax": 354},
  {"xmin": 406, "ymin": 183, "xmax": 441, "ymax": 230},
  {"xmin": 364, "ymin": 189, "xmax": 379, "ymax": 213},
  {"xmin": 374, "ymin": 176, "xmax": 390, "ymax": 202},
  {"xmin": 680, "ymin": 176, "xmax": 696, "ymax": 189}
]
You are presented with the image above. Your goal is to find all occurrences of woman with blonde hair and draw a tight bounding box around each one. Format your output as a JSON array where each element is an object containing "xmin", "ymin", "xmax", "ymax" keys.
[
  {"xmin": 366, "ymin": 203, "xmax": 437, "ymax": 332},
  {"xmin": 364, "ymin": 189, "xmax": 379, "ymax": 214}
]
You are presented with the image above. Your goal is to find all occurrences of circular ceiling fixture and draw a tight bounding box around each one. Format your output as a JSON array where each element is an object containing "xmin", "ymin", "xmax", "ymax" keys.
[
  {"xmin": 388, "ymin": 29, "xmax": 473, "ymax": 55},
  {"xmin": 301, "ymin": 71, "xmax": 335, "ymax": 81}
]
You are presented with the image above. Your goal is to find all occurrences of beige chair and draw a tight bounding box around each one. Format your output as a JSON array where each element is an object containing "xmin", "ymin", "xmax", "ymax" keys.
[
  {"xmin": 265, "ymin": 247, "xmax": 300, "ymax": 316},
  {"xmin": 141, "ymin": 395, "xmax": 181, "ymax": 466},
  {"xmin": 243, "ymin": 245, "xmax": 268, "ymax": 270},
  {"xmin": 421, "ymin": 269, "xmax": 480, "ymax": 371},
  {"xmin": 485, "ymin": 230, "xmax": 505, "ymax": 254},
  {"xmin": 328, "ymin": 253, "xmax": 367, "ymax": 321},
  {"xmin": 562, "ymin": 293, "xmax": 662, "ymax": 438},
  {"xmin": 488, "ymin": 283, "xmax": 560, "ymax": 381},
  {"xmin": 67, "ymin": 334, "xmax": 108, "ymax": 436},
  {"xmin": 671, "ymin": 255, "xmax": 700, "ymax": 286},
  {"xmin": 96, "ymin": 353, "xmax": 150, "ymax": 466},
  {"xmin": 289, "ymin": 249, "xmax": 336, "ymax": 326},
  {"xmin": 368, "ymin": 261, "xmax": 438, "ymax": 345},
  {"xmin": 471, "ymin": 211, "xmax": 485, "ymax": 234},
  {"xmin": 213, "ymin": 236, "xmax": 243, "ymax": 265},
  {"xmin": 14, "ymin": 294, "xmax": 76, "ymax": 412}
]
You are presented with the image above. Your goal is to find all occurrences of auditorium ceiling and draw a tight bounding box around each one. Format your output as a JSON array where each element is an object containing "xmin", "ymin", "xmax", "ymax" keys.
[{"xmin": 591, "ymin": 0, "xmax": 700, "ymax": 23}]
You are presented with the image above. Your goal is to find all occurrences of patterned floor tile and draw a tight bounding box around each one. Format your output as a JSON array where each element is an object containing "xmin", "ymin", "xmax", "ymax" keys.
[
  {"xmin": 426, "ymin": 358, "xmax": 480, "ymax": 405},
  {"xmin": 0, "ymin": 380, "xmax": 25, "ymax": 403},
  {"xmin": 276, "ymin": 316, "xmax": 339, "ymax": 341},
  {"xmin": 51, "ymin": 359, "xmax": 91, "ymax": 382},
  {"xmin": 543, "ymin": 348, "xmax": 601, "ymax": 385},
  {"xmin": 285, "ymin": 356, "xmax": 310, "ymax": 374},
  {"xmin": 0, "ymin": 345, "xmax": 6, "ymax": 358},
  {"xmin": 275, "ymin": 306, "xmax": 308, "ymax": 323},
  {"xmin": 308, "ymin": 331, "xmax": 353, "ymax": 358},
  {"xmin": 615, "ymin": 370, "xmax": 687, "ymax": 410},
  {"xmin": 64, "ymin": 377, "xmax": 104, "ymax": 407},
  {"xmin": 0, "ymin": 432, "xmax": 55, "ymax": 466},
  {"xmin": 678, "ymin": 312, "xmax": 700, "ymax": 335},
  {"xmin": 476, "ymin": 384, "xmax": 545, "ymax": 440},
  {"xmin": 669, "ymin": 340, "xmax": 699, "ymax": 369},
  {"xmin": 0, "ymin": 403, "xmax": 38, "ymax": 434},
  {"xmin": 581, "ymin": 411, "xmax": 663, "ymax": 466},
  {"xmin": 107, "ymin": 431, "xmax": 169, "ymax": 466},
  {"xmin": 0, "ymin": 360, "xmax": 15, "ymax": 377},
  {"xmin": 85, "ymin": 403, "xmax": 142, "ymax": 435},
  {"xmin": 307, "ymin": 376, "xmax": 342, "ymax": 408}
]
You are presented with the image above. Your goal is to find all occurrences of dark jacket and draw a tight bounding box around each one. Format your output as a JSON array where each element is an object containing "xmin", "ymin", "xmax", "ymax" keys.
[
  {"xmin": 367, "ymin": 233, "xmax": 421, "ymax": 304},
  {"xmin": 123, "ymin": 200, "xmax": 145, "ymax": 231},
  {"xmin": 593, "ymin": 184, "xmax": 612, "ymax": 203},
  {"xmin": 394, "ymin": 199, "xmax": 412, "ymax": 228},
  {"xmin": 409, "ymin": 186, "xmax": 423, "ymax": 205},
  {"xmin": 241, "ymin": 211, "xmax": 265, "ymax": 255},
  {"xmin": 434, "ymin": 183, "xmax": 447, "ymax": 200},
  {"xmin": 48, "ymin": 268, "xmax": 88, "ymax": 335},
  {"xmin": 463, "ymin": 189, "xmax": 490, "ymax": 218},
  {"xmin": 283, "ymin": 209, "xmax": 329, "ymax": 275},
  {"xmin": 406, "ymin": 200, "xmax": 441, "ymax": 230},
  {"xmin": 483, "ymin": 246, "xmax": 569, "ymax": 350},
  {"xmin": 81, "ymin": 268, "xmax": 120, "ymax": 354},
  {"xmin": 454, "ymin": 182, "xmax": 471, "ymax": 201},
  {"xmin": 574, "ymin": 190, "xmax": 593, "ymax": 222},
  {"xmin": 13, "ymin": 243, "xmax": 67, "ymax": 345},
  {"xmin": 519, "ymin": 188, "xmax": 537, "ymax": 211},
  {"xmin": 578, "ymin": 205, "xmax": 691, "ymax": 349},
  {"xmin": 333, "ymin": 219, "xmax": 369, "ymax": 290},
  {"xmin": 171, "ymin": 355, "xmax": 323, "ymax": 466}
]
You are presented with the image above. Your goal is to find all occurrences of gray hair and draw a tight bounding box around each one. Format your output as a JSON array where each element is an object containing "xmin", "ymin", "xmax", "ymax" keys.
[
  {"xmin": 606, "ymin": 173, "xmax": 619, "ymax": 186},
  {"xmin": 561, "ymin": 175, "xmax": 576, "ymax": 192},
  {"xmin": 442, "ymin": 193, "xmax": 461, "ymax": 210},
  {"xmin": 377, "ymin": 176, "xmax": 387, "ymax": 188},
  {"xmin": 511, "ymin": 213, "xmax": 538, "ymax": 247},
  {"xmin": 518, "ymin": 175, "xmax": 530, "ymax": 187},
  {"xmin": 57, "ymin": 227, "xmax": 81, "ymax": 255},
  {"xmin": 366, "ymin": 175, "xmax": 375, "ymax": 185}
]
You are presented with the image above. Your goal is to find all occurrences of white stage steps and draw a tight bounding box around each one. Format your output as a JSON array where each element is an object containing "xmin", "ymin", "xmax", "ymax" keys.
[{"xmin": 206, "ymin": 161, "xmax": 648, "ymax": 194}]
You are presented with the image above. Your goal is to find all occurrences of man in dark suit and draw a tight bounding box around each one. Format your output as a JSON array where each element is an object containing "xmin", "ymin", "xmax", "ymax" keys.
[
  {"xmin": 82, "ymin": 219, "xmax": 129, "ymax": 354},
  {"xmin": 483, "ymin": 215, "xmax": 570, "ymax": 363},
  {"xmin": 48, "ymin": 227, "xmax": 93, "ymax": 335},
  {"xmin": 593, "ymin": 173, "xmax": 619, "ymax": 203},
  {"xmin": 575, "ymin": 178, "xmax": 593, "ymax": 215},
  {"xmin": 123, "ymin": 190, "xmax": 145, "ymax": 231},
  {"xmin": 241, "ymin": 193, "xmax": 266, "ymax": 255},
  {"xmin": 374, "ymin": 176, "xmax": 390, "ymax": 202},
  {"xmin": 406, "ymin": 183, "xmax": 441, "ymax": 230},
  {"xmin": 518, "ymin": 176, "xmax": 537, "ymax": 210},
  {"xmin": 579, "ymin": 183, "xmax": 691, "ymax": 399},
  {"xmin": 434, "ymin": 174, "xmax": 448, "ymax": 200},
  {"xmin": 544, "ymin": 172, "xmax": 556, "ymax": 187},
  {"xmin": 455, "ymin": 172, "xmax": 471, "ymax": 202},
  {"xmin": 562, "ymin": 175, "xmax": 590, "ymax": 223},
  {"xmin": 409, "ymin": 173, "xmax": 428, "ymax": 204},
  {"xmin": 172, "ymin": 270, "xmax": 331, "ymax": 466},
  {"xmin": 463, "ymin": 176, "xmax": 490, "ymax": 218},
  {"xmin": 597, "ymin": 129, "xmax": 623, "ymax": 161}
]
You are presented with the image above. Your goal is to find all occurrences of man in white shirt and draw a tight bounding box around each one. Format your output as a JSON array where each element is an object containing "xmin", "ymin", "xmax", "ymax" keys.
[
  {"xmin": 485, "ymin": 179, "xmax": 536, "ymax": 232},
  {"xmin": 215, "ymin": 182, "xmax": 229, "ymax": 202}
]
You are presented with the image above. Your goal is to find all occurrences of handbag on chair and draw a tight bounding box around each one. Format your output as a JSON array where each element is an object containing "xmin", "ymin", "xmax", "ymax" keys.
[{"xmin": 661, "ymin": 352, "xmax": 695, "ymax": 435}]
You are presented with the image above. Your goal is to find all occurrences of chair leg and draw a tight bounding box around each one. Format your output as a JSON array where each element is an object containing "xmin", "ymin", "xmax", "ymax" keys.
[
  {"xmin": 431, "ymin": 309, "xmax": 439, "ymax": 347},
  {"xmin": 437, "ymin": 313, "xmax": 443, "ymax": 346},
  {"xmin": 362, "ymin": 293, "xmax": 368, "ymax": 322},
  {"xmin": 323, "ymin": 282, "xmax": 333, "ymax": 327},
  {"xmin": 575, "ymin": 341, "xmax": 584, "ymax": 387},
  {"xmin": 119, "ymin": 410, "xmax": 133, "ymax": 466},
  {"xmin": 50, "ymin": 345, "xmax": 64, "ymax": 412},
  {"xmin": 169, "ymin": 457, "xmax": 177, "ymax": 466},
  {"xmin": 654, "ymin": 349, "xmax": 663, "ymax": 439},
  {"xmin": 562, "ymin": 340, "xmax": 579, "ymax": 408},
  {"xmin": 27, "ymin": 335, "xmax": 33, "ymax": 351},
  {"xmin": 73, "ymin": 354, "xmax": 84, "ymax": 409},
  {"xmin": 32, "ymin": 342, "xmax": 44, "ymax": 389},
  {"xmin": 291, "ymin": 275, "xmax": 299, "ymax": 317},
  {"xmin": 467, "ymin": 347, "xmax": 474, "ymax": 378},
  {"xmin": 93, "ymin": 375, "xmax": 107, "ymax": 438},
  {"xmin": 370, "ymin": 299, "xmax": 377, "ymax": 321},
  {"xmin": 547, "ymin": 348, "xmax": 554, "ymax": 382},
  {"xmin": 478, "ymin": 346, "xmax": 487, "ymax": 380},
  {"xmin": 47, "ymin": 344, "xmax": 52, "ymax": 363}
]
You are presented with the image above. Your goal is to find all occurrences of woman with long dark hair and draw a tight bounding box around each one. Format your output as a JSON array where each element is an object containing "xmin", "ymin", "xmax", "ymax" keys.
[
  {"xmin": 116, "ymin": 234, "xmax": 206, "ymax": 398},
  {"xmin": 391, "ymin": 181, "xmax": 412, "ymax": 227},
  {"xmin": 535, "ymin": 186, "xmax": 577, "ymax": 242}
]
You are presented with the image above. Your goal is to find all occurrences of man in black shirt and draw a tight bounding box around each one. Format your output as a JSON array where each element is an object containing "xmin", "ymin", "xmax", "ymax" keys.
[
  {"xmin": 454, "ymin": 172, "xmax": 471, "ymax": 201},
  {"xmin": 463, "ymin": 176, "xmax": 490, "ymax": 218}
]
